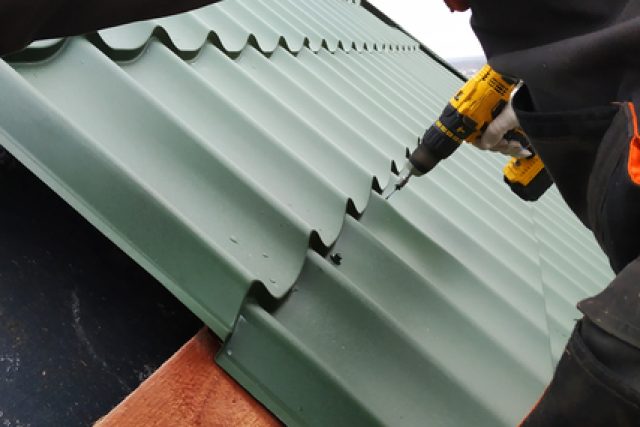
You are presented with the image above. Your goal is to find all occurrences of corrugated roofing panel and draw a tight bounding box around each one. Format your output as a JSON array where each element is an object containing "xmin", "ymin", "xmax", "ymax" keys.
[
  {"xmin": 218, "ymin": 157, "xmax": 613, "ymax": 426},
  {"xmin": 218, "ymin": 193, "xmax": 548, "ymax": 426},
  {"xmin": 1, "ymin": 0, "xmax": 614, "ymax": 425},
  {"xmin": 1, "ymin": 7, "xmax": 445, "ymax": 339}
]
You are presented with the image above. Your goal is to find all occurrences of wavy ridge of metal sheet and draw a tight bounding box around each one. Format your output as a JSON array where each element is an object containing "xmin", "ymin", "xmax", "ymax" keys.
[
  {"xmin": 13, "ymin": 0, "xmax": 419, "ymax": 62},
  {"xmin": 92, "ymin": 0, "xmax": 419, "ymax": 56}
]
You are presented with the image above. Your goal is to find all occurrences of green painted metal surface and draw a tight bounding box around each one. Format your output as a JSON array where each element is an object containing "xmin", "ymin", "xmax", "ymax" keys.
[
  {"xmin": 0, "ymin": 0, "xmax": 614, "ymax": 425},
  {"xmin": 533, "ymin": 188, "xmax": 614, "ymax": 362},
  {"xmin": 1, "ymin": 0, "xmax": 435, "ymax": 339},
  {"xmin": 218, "ymin": 157, "xmax": 613, "ymax": 426}
]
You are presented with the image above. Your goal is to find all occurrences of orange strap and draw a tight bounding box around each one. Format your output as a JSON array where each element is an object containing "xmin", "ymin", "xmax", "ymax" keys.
[{"xmin": 627, "ymin": 102, "xmax": 640, "ymax": 185}]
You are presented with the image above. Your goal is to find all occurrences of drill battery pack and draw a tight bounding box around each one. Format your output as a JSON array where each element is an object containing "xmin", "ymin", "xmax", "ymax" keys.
[{"xmin": 503, "ymin": 155, "xmax": 553, "ymax": 201}]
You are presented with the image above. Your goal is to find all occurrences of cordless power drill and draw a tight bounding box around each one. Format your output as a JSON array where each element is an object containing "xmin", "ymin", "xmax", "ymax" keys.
[{"xmin": 384, "ymin": 64, "xmax": 552, "ymax": 201}]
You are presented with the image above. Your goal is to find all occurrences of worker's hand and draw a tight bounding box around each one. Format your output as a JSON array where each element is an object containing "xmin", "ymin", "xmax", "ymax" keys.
[{"xmin": 473, "ymin": 100, "xmax": 531, "ymax": 158}]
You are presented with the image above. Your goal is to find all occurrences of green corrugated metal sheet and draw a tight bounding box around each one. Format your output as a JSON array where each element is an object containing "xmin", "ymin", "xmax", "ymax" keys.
[
  {"xmin": 1, "ymin": 0, "xmax": 613, "ymax": 425},
  {"xmin": 218, "ymin": 157, "xmax": 614, "ymax": 425},
  {"xmin": 1, "ymin": 0, "xmax": 449, "ymax": 339}
]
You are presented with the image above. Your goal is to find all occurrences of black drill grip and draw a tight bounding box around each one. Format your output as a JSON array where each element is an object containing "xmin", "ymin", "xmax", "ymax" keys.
[
  {"xmin": 409, "ymin": 103, "xmax": 470, "ymax": 175},
  {"xmin": 409, "ymin": 126, "xmax": 453, "ymax": 175},
  {"xmin": 504, "ymin": 128, "xmax": 533, "ymax": 156}
]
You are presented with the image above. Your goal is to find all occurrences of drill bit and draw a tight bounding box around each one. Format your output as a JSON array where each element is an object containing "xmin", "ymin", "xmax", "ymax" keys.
[{"xmin": 383, "ymin": 164, "xmax": 414, "ymax": 200}]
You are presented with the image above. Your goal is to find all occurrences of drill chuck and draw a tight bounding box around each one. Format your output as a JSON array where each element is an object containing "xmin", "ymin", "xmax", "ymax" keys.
[
  {"xmin": 383, "ymin": 123, "xmax": 456, "ymax": 200},
  {"xmin": 408, "ymin": 115, "xmax": 462, "ymax": 175},
  {"xmin": 408, "ymin": 140, "xmax": 442, "ymax": 176}
]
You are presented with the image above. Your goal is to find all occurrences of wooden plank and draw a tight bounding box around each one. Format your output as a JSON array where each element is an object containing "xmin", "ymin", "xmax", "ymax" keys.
[{"xmin": 95, "ymin": 328, "xmax": 281, "ymax": 427}]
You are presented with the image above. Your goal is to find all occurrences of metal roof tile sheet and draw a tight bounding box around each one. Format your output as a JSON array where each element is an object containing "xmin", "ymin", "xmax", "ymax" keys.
[
  {"xmin": 2, "ymin": 17, "xmax": 438, "ymax": 338},
  {"xmin": 220, "ymin": 199, "xmax": 547, "ymax": 426},
  {"xmin": 1, "ymin": 0, "xmax": 613, "ymax": 424},
  {"xmin": 219, "ymin": 184, "xmax": 612, "ymax": 426}
]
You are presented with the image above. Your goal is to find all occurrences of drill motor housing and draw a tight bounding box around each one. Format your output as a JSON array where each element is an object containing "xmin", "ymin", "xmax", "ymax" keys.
[{"xmin": 409, "ymin": 64, "xmax": 552, "ymax": 201}]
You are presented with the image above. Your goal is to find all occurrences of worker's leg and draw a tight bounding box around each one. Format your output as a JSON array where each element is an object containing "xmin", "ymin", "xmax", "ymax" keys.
[
  {"xmin": 521, "ymin": 259, "xmax": 640, "ymax": 425},
  {"xmin": 0, "ymin": 146, "xmax": 14, "ymax": 169},
  {"xmin": 520, "ymin": 320, "xmax": 640, "ymax": 426},
  {"xmin": 521, "ymin": 260, "xmax": 640, "ymax": 425}
]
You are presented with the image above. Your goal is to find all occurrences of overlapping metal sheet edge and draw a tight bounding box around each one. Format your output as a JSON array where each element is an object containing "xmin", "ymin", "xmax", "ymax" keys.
[
  {"xmin": 8, "ymin": 0, "xmax": 420, "ymax": 64},
  {"xmin": 532, "ymin": 188, "xmax": 614, "ymax": 362}
]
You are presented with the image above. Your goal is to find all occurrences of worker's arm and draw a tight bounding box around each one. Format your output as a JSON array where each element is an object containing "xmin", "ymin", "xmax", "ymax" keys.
[
  {"xmin": 0, "ymin": 0, "xmax": 219, "ymax": 56},
  {"xmin": 442, "ymin": 1, "xmax": 527, "ymax": 158}
]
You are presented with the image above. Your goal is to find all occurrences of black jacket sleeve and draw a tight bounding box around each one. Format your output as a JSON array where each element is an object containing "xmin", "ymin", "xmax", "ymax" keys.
[
  {"xmin": 469, "ymin": 0, "xmax": 640, "ymax": 112},
  {"xmin": 0, "ymin": 0, "xmax": 219, "ymax": 55}
]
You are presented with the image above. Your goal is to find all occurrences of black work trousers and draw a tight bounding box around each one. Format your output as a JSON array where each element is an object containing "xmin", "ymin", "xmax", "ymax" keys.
[{"xmin": 514, "ymin": 88, "xmax": 640, "ymax": 424}]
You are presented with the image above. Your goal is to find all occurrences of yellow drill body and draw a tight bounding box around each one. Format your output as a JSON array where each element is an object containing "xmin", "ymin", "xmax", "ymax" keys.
[
  {"xmin": 448, "ymin": 64, "xmax": 517, "ymax": 143},
  {"xmin": 392, "ymin": 63, "xmax": 552, "ymax": 202}
]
